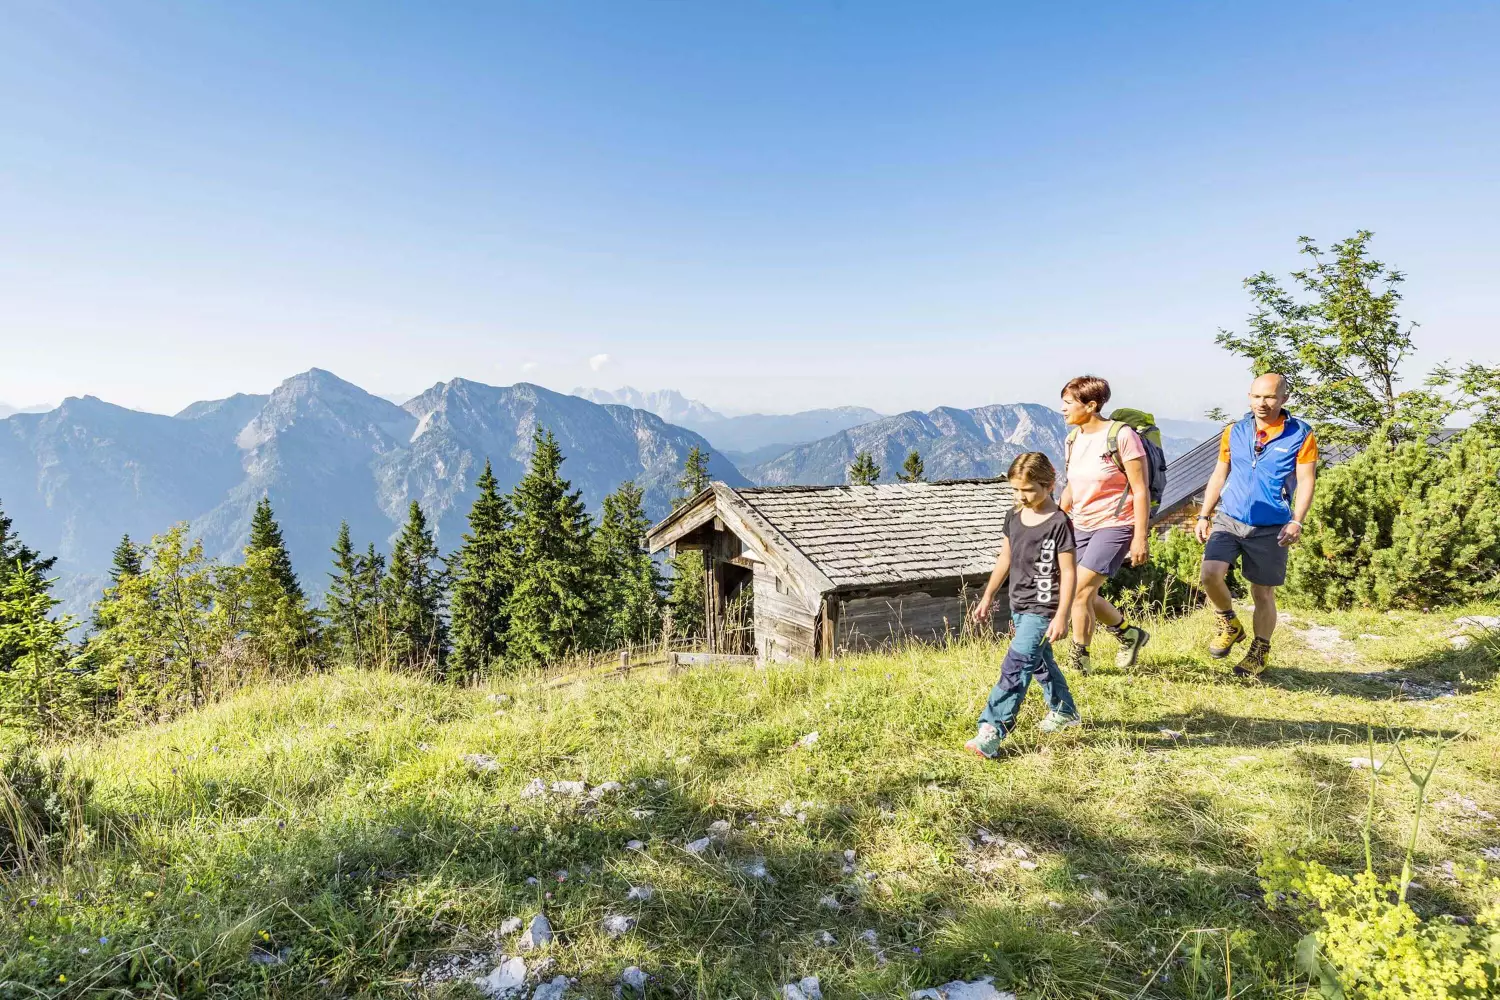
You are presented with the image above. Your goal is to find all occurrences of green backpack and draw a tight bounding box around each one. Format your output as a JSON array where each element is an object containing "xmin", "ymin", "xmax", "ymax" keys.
[{"xmin": 1065, "ymin": 408, "xmax": 1168, "ymax": 514}]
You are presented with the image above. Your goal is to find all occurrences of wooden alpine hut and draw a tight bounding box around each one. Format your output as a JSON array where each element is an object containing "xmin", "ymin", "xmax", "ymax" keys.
[{"xmin": 645, "ymin": 479, "xmax": 1016, "ymax": 662}]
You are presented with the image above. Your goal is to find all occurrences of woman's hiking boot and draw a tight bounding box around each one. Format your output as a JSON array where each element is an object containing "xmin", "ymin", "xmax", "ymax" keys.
[
  {"xmin": 1208, "ymin": 612, "xmax": 1246, "ymax": 659},
  {"xmin": 1111, "ymin": 624, "xmax": 1150, "ymax": 668},
  {"xmin": 1067, "ymin": 641, "xmax": 1092, "ymax": 675},
  {"xmin": 1038, "ymin": 710, "xmax": 1082, "ymax": 733},
  {"xmin": 1233, "ymin": 637, "xmax": 1271, "ymax": 678}
]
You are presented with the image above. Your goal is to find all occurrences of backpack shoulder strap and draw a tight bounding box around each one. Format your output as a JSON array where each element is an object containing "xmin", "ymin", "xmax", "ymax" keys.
[
  {"xmin": 1065, "ymin": 426, "xmax": 1079, "ymax": 465},
  {"xmin": 1104, "ymin": 421, "xmax": 1126, "ymax": 474}
]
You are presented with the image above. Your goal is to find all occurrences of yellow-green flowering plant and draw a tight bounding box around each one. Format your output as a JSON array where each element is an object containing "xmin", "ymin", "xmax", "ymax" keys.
[{"xmin": 1260, "ymin": 731, "xmax": 1500, "ymax": 999}]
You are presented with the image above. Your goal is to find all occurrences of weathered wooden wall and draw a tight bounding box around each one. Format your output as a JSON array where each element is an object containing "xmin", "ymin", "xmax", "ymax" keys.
[
  {"xmin": 752, "ymin": 564, "xmax": 818, "ymax": 662},
  {"xmin": 831, "ymin": 579, "xmax": 1009, "ymax": 654}
]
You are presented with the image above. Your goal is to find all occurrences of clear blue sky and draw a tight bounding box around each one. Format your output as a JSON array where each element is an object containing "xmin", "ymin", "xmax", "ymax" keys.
[{"xmin": 3, "ymin": 1, "xmax": 1497, "ymax": 419}]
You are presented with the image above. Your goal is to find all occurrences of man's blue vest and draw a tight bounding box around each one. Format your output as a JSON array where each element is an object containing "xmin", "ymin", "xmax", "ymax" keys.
[{"xmin": 1219, "ymin": 411, "xmax": 1314, "ymax": 527}]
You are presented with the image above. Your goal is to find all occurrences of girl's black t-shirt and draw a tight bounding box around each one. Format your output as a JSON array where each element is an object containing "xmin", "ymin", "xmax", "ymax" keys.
[{"xmin": 1004, "ymin": 509, "xmax": 1076, "ymax": 616}]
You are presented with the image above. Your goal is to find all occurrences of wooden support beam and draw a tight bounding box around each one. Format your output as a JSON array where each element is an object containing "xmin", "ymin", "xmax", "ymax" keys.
[{"xmin": 819, "ymin": 595, "xmax": 841, "ymax": 660}]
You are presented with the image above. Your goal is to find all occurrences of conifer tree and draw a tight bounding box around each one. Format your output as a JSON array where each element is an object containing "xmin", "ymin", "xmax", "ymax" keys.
[
  {"xmin": 383, "ymin": 501, "xmax": 448, "ymax": 670},
  {"xmin": 326, "ymin": 521, "xmax": 361, "ymax": 659},
  {"xmin": 667, "ymin": 448, "xmax": 712, "ymax": 641},
  {"xmin": 896, "ymin": 449, "xmax": 925, "ymax": 483},
  {"xmin": 248, "ymin": 496, "xmax": 302, "ymax": 601},
  {"xmin": 849, "ymin": 450, "xmax": 881, "ymax": 485},
  {"xmin": 0, "ymin": 500, "xmax": 56, "ymax": 673},
  {"xmin": 449, "ymin": 460, "xmax": 515, "ymax": 677},
  {"xmin": 109, "ymin": 535, "xmax": 143, "ymax": 583},
  {"xmin": 0, "ymin": 563, "xmax": 84, "ymax": 732},
  {"xmin": 593, "ymin": 480, "xmax": 663, "ymax": 648},
  {"xmin": 505, "ymin": 429, "xmax": 596, "ymax": 666},
  {"xmin": 243, "ymin": 497, "xmax": 316, "ymax": 669}
]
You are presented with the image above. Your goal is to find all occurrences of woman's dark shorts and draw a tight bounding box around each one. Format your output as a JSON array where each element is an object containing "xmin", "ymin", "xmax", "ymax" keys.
[{"xmin": 1074, "ymin": 525, "xmax": 1134, "ymax": 577}]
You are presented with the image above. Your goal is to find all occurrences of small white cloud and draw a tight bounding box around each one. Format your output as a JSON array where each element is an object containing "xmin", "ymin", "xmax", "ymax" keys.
[
  {"xmin": 520, "ymin": 361, "xmax": 541, "ymax": 375},
  {"xmin": 589, "ymin": 353, "xmax": 613, "ymax": 372}
]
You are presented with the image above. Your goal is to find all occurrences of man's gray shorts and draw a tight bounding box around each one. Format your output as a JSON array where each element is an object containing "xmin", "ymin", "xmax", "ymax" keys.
[{"xmin": 1203, "ymin": 513, "xmax": 1288, "ymax": 587}]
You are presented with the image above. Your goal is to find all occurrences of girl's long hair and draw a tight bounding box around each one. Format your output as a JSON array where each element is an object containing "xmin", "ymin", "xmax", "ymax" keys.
[{"xmin": 1006, "ymin": 451, "xmax": 1057, "ymax": 491}]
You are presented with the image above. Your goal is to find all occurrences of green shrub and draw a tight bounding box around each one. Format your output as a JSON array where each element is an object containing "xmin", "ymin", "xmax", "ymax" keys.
[
  {"xmin": 1288, "ymin": 428, "xmax": 1500, "ymax": 610},
  {"xmin": 1106, "ymin": 526, "xmax": 1234, "ymax": 615},
  {"xmin": 0, "ymin": 747, "xmax": 92, "ymax": 869}
]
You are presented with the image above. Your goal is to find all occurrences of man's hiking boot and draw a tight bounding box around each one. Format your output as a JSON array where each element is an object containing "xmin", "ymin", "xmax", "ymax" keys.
[
  {"xmin": 965, "ymin": 723, "xmax": 1002, "ymax": 759},
  {"xmin": 1038, "ymin": 710, "xmax": 1082, "ymax": 733},
  {"xmin": 1208, "ymin": 614, "xmax": 1246, "ymax": 659},
  {"xmin": 1067, "ymin": 642, "xmax": 1092, "ymax": 675},
  {"xmin": 1113, "ymin": 625, "xmax": 1150, "ymax": 669},
  {"xmin": 1233, "ymin": 637, "xmax": 1271, "ymax": 679}
]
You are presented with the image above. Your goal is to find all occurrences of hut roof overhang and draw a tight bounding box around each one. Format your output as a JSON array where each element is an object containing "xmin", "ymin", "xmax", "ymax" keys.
[{"xmin": 647, "ymin": 479, "xmax": 1017, "ymax": 598}]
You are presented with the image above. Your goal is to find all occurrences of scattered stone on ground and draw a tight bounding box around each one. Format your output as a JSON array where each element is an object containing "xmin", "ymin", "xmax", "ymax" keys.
[
  {"xmin": 685, "ymin": 837, "xmax": 714, "ymax": 856},
  {"xmin": 1293, "ymin": 623, "xmax": 1353, "ymax": 658},
  {"xmin": 1454, "ymin": 615, "xmax": 1500, "ymax": 631},
  {"xmin": 1480, "ymin": 847, "xmax": 1500, "ymax": 861},
  {"xmin": 815, "ymin": 930, "xmax": 837, "ymax": 946},
  {"xmin": 629, "ymin": 809, "xmax": 653, "ymax": 820},
  {"xmin": 1090, "ymin": 888, "xmax": 1109, "ymax": 904},
  {"xmin": 550, "ymin": 780, "xmax": 587, "ymax": 797},
  {"xmin": 532, "ymin": 976, "xmax": 571, "ymax": 1000},
  {"xmin": 1450, "ymin": 635, "xmax": 1474, "ymax": 650},
  {"xmin": 1159, "ymin": 729, "xmax": 1184, "ymax": 740},
  {"xmin": 1018, "ymin": 860, "xmax": 1038, "ymax": 871},
  {"xmin": 499, "ymin": 916, "xmax": 523, "ymax": 935},
  {"xmin": 521, "ymin": 779, "xmax": 548, "ymax": 799},
  {"xmin": 601, "ymin": 914, "xmax": 636, "ymax": 938},
  {"xmin": 474, "ymin": 956, "xmax": 527, "ymax": 998},
  {"xmin": 418, "ymin": 952, "xmax": 492, "ymax": 989},
  {"xmin": 625, "ymin": 839, "xmax": 645, "ymax": 851},
  {"xmin": 518, "ymin": 914, "xmax": 553, "ymax": 951},
  {"xmin": 782, "ymin": 975, "xmax": 823, "ymax": 1000},
  {"xmin": 739, "ymin": 857, "xmax": 772, "ymax": 881},
  {"xmin": 818, "ymin": 894, "xmax": 840, "ymax": 910},
  {"xmin": 626, "ymin": 884, "xmax": 655, "ymax": 902},
  {"xmin": 463, "ymin": 754, "xmax": 500, "ymax": 772},
  {"xmin": 1357, "ymin": 633, "xmax": 1384, "ymax": 641},
  {"xmin": 708, "ymin": 819, "xmax": 732, "ymax": 836},
  {"xmin": 1436, "ymin": 794, "xmax": 1497, "ymax": 822},
  {"xmin": 1354, "ymin": 671, "xmax": 1460, "ymax": 700},
  {"xmin": 1227, "ymin": 755, "xmax": 1260, "ymax": 766},
  {"xmin": 248, "ymin": 947, "xmax": 290, "ymax": 966},
  {"xmin": 796, "ymin": 731, "xmax": 820, "ymax": 748},
  {"xmin": 910, "ymin": 975, "xmax": 1015, "ymax": 1000},
  {"xmin": 1349, "ymin": 756, "xmax": 1385, "ymax": 771},
  {"xmin": 619, "ymin": 966, "xmax": 648, "ymax": 993},
  {"xmin": 589, "ymin": 781, "xmax": 624, "ymax": 799},
  {"xmin": 858, "ymin": 929, "xmax": 878, "ymax": 947}
]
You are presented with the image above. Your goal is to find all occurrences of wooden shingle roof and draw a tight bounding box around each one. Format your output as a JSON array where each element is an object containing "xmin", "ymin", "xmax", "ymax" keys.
[{"xmin": 648, "ymin": 478, "xmax": 1016, "ymax": 591}]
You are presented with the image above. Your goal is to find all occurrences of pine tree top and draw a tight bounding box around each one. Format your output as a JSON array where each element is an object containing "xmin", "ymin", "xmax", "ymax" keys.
[{"xmin": 849, "ymin": 450, "xmax": 881, "ymax": 486}]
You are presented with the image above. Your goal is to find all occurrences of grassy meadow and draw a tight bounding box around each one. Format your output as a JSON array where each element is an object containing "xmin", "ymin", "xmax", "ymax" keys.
[{"xmin": 2, "ymin": 602, "xmax": 1498, "ymax": 999}]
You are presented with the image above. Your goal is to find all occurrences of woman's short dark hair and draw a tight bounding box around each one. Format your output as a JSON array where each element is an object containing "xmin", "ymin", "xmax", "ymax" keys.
[{"xmin": 1062, "ymin": 375, "xmax": 1111, "ymax": 413}]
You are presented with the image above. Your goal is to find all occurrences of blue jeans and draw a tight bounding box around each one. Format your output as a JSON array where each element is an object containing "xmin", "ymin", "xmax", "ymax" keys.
[{"xmin": 979, "ymin": 612, "xmax": 1078, "ymax": 737}]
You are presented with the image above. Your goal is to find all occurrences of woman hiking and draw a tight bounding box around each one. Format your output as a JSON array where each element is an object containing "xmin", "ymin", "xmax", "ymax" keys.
[{"xmin": 1058, "ymin": 375, "xmax": 1151, "ymax": 673}]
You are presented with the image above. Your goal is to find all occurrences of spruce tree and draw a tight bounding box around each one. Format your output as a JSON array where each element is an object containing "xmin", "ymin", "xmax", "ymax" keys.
[
  {"xmin": 667, "ymin": 448, "xmax": 712, "ymax": 641},
  {"xmin": 326, "ymin": 521, "xmax": 365, "ymax": 662},
  {"xmin": 896, "ymin": 449, "xmax": 925, "ymax": 483},
  {"xmin": 849, "ymin": 450, "xmax": 881, "ymax": 485},
  {"xmin": 593, "ymin": 480, "xmax": 663, "ymax": 648},
  {"xmin": 91, "ymin": 534, "xmax": 143, "ymax": 633},
  {"xmin": 383, "ymin": 501, "xmax": 448, "ymax": 670},
  {"xmin": 0, "ymin": 500, "xmax": 56, "ymax": 673},
  {"xmin": 505, "ymin": 429, "xmax": 596, "ymax": 667},
  {"xmin": 0, "ymin": 563, "xmax": 83, "ymax": 732},
  {"xmin": 449, "ymin": 460, "xmax": 515, "ymax": 677},
  {"xmin": 248, "ymin": 496, "xmax": 302, "ymax": 601}
]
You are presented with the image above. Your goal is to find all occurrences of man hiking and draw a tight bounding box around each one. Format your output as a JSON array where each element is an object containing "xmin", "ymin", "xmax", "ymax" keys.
[{"xmin": 1195, "ymin": 373, "xmax": 1319, "ymax": 677}]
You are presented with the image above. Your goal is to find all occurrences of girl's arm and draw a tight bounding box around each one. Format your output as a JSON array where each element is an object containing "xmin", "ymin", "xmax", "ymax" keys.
[
  {"xmin": 1048, "ymin": 549, "xmax": 1075, "ymax": 642},
  {"xmin": 971, "ymin": 539, "xmax": 1011, "ymax": 621}
]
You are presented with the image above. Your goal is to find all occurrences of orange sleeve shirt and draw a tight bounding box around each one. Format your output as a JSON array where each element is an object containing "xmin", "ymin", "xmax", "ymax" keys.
[{"xmin": 1218, "ymin": 421, "xmax": 1319, "ymax": 464}]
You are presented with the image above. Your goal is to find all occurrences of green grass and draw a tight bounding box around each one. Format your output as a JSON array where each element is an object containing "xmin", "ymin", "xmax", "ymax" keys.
[{"xmin": 2, "ymin": 603, "xmax": 1498, "ymax": 999}]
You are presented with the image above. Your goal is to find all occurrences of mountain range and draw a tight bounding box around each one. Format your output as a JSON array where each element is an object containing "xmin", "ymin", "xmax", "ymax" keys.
[
  {"xmin": 572, "ymin": 387, "xmax": 883, "ymax": 462},
  {"xmin": 1, "ymin": 370, "xmax": 743, "ymax": 617}
]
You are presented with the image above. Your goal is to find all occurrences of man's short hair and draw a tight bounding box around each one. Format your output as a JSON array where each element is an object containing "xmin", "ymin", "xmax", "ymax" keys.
[{"xmin": 1062, "ymin": 375, "xmax": 1111, "ymax": 413}]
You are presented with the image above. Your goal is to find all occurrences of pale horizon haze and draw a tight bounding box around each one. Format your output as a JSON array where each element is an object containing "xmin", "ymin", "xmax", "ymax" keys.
[{"xmin": 3, "ymin": 2, "xmax": 1498, "ymax": 420}]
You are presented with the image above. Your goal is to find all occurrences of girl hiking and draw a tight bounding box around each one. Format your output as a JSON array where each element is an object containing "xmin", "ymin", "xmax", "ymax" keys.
[
  {"xmin": 966, "ymin": 453, "xmax": 1082, "ymax": 758},
  {"xmin": 1059, "ymin": 375, "xmax": 1151, "ymax": 674}
]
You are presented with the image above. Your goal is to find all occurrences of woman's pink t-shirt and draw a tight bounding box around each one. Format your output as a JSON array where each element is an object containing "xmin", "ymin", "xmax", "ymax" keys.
[{"xmin": 1065, "ymin": 424, "xmax": 1146, "ymax": 532}]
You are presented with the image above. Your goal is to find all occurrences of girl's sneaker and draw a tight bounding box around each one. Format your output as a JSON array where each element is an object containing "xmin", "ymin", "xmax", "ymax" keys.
[
  {"xmin": 1038, "ymin": 711, "xmax": 1082, "ymax": 733},
  {"xmin": 964, "ymin": 723, "xmax": 1002, "ymax": 759},
  {"xmin": 1113, "ymin": 625, "xmax": 1150, "ymax": 669}
]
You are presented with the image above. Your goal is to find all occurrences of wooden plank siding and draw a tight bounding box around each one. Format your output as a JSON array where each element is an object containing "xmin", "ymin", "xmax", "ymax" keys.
[{"xmin": 753, "ymin": 563, "xmax": 818, "ymax": 662}]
